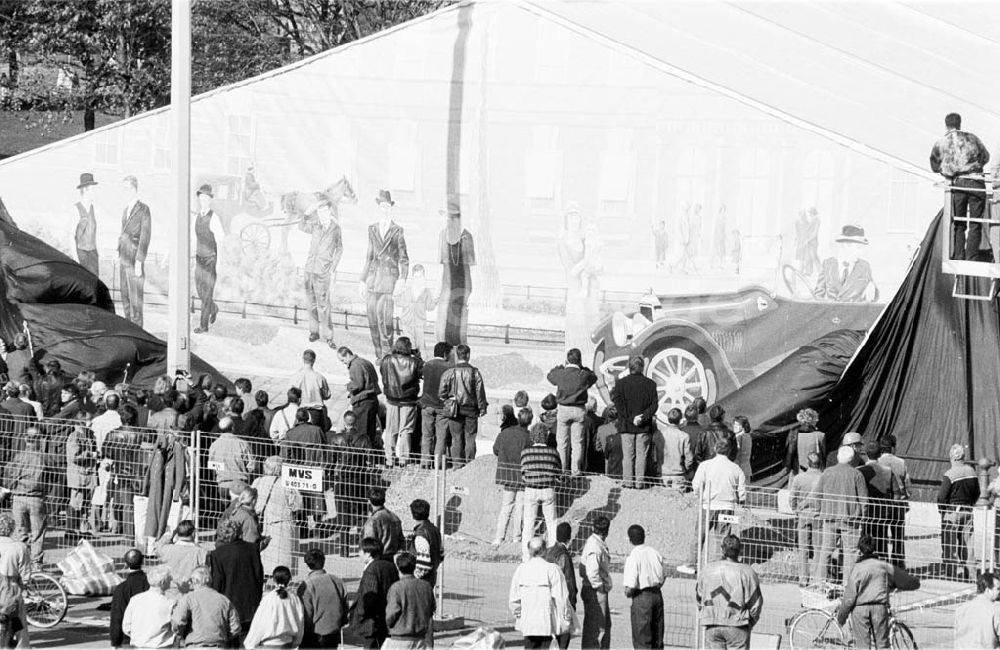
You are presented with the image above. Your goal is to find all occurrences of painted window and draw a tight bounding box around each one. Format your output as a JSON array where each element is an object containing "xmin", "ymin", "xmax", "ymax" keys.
[
  {"xmin": 94, "ymin": 129, "xmax": 120, "ymax": 166},
  {"xmin": 801, "ymin": 149, "xmax": 836, "ymax": 220},
  {"xmin": 388, "ymin": 120, "xmax": 420, "ymax": 199},
  {"xmin": 226, "ymin": 114, "xmax": 253, "ymax": 176},
  {"xmin": 737, "ymin": 148, "xmax": 771, "ymax": 235},
  {"xmin": 524, "ymin": 125, "xmax": 562, "ymax": 209}
]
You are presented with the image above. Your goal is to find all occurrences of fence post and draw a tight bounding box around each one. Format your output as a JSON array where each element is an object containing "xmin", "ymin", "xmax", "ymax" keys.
[
  {"xmin": 526, "ymin": 285, "xmax": 531, "ymax": 301},
  {"xmin": 504, "ymin": 324, "xmax": 510, "ymax": 345},
  {"xmin": 433, "ymin": 454, "xmax": 443, "ymax": 622},
  {"xmin": 242, "ymin": 300, "xmax": 247, "ymax": 319},
  {"xmin": 190, "ymin": 429, "xmax": 200, "ymax": 533},
  {"xmin": 293, "ymin": 304, "xmax": 299, "ymax": 325}
]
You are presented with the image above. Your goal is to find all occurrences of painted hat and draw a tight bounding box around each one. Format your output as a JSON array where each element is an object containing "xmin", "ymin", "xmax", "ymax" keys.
[
  {"xmin": 196, "ymin": 183, "xmax": 214, "ymax": 198},
  {"xmin": 77, "ymin": 172, "xmax": 98, "ymax": 189},
  {"xmin": 835, "ymin": 224, "xmax": 868, "ymax": 245},
  {"xmin": 376, "ymin": 189, "xmax": 394, "ymax": 206}
]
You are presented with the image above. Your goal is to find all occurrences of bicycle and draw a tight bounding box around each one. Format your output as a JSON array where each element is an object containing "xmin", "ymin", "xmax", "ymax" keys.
[
  {"xmin": 788, "ymin": 587, "xmax": 916, "ymax": 649},
  {"xmin": 22, "ymin": 572, "xmax": 67, "ymax": 629}
]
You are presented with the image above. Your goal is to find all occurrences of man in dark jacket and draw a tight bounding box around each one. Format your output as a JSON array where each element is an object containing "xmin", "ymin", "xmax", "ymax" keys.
[
  {"xmin": 546, "ymin": 522, "xmax": 578, "ymax": 650},
  {"xmin": 360, "ymin": 190, "xmax": 409, "ymax": 360},
  {"xmin": 109, "ymin": 549, "xmax": 149, "ymax": 649},
  {"xmin": 594, "ymin": 407, "xmax": 623, "ymax": 479},
  {"xmin": 33, "ymin": 359, "xmax": 65, "ymax": 417},
  {"xmin": 938, "ymin": 443, "xmax": 980, "ymax": 580},
  {"xmin": 208, "ymin": 519, "xmax": 265, "ymax": 639},
  {"xmin": 362, "ymin": 487, "xmax": 404, "ymax": 559},
  {"xmin": 610, "ymin": 356, "xmax": 658, "ymax": 489},
  {"xmin": 418, "ymin": 342, "xmax": 453, "ymax": 468},
  {"xmin": 338, "ymin": 347, "xmax": 381, "ymax": 447},
  {"xmin": 408, "ymin": 498, "xmax": 443, "ymax": 587},
  {"xmin": 696, "ymin": 404, "xmax": 737, "ymax": 464},
  {"xmin": 438, "ymin": 344, "xmax": 488, "ymax": 468},
  {"xmin": 546, "ymin": 348, "xmax": 598, "ymax": 475},
  {"xmin": 352, "ymin": 536, "xmax": 400, "ymax": 648},
  {"xmin": 298, "ymin": 547, "xmax": 350, "ymax": 649},
  {"xmin": 493, "ymin": 406, "xmax": 532, "ymax": 546},
  {"xmin": 380, "ymin": 336, "xmax": 423, "ymax": 467},
  {"xmin": 281, "ymin": 408, "xmax": 329, "ymax": 534}
]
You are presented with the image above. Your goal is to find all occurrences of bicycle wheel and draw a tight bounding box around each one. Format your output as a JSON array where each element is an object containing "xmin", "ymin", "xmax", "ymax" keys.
[
  {"xmin": 788, "ymin": 608, "xmax": 848, "ymax": 650},
  {"xmin": 24, "ymin": 572, "xmax": 67, "ymax": 628},
  {"xmin": 891, "ymin": 621, "xmax": 917, "ymax": 650}
]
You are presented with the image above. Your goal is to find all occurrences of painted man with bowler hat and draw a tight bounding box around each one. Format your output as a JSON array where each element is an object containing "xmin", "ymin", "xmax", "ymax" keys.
[
  {"xmin": 360, "ymin": 190, "xmax": 408, "ymax": 359},
  {"xmin": 300, "ymin": 194, "xmax": 343, "ymax": 348},
  {"xmin": 74, "ymin": 172, "xmax": 100, "ymax": 275},
  {"xmin": 813, "ymin": 225, "xmax": 878, "ymax": 302},
  {"xmin": 193, "ymin": 184, "xmax": 225, "ymax": 334},
  {"xmin": 118, "ymin": 175, "xmax": 152, "ymax": 327}
]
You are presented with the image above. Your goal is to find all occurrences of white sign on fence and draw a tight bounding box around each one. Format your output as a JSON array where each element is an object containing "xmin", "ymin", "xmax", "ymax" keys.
[
  {"xmin": 450, "ymin": 485, "xmax": 469, "ymax": 496},
  {"xmin": 207, "ymin": 460, "xmax": 224, "ymax": 472},
  {"xmin": 282, "ymin": 465, "xmax": 323, "ymax": 492},
  {"xmin": 717, "ymin": 513, "xmax": 740, "ymax": 525}
]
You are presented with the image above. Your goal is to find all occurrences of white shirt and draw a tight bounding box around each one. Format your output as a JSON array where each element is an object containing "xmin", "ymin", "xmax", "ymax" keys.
[
  {"xmin": 289, "ymin": 366, "xmax": 330, "ymax": 409},
  {"xmin": 91, "ymin": 410, "xmax": 122, "ymax": 449},
  {"xmin": 243, "ymin": 589, "xmax": 304, "ymax": 649},
  {"xmin": 269, "ymin": 403, "xmax": 299, "ymax": 441},
  {"xmin": 692, "ymin": 454, "xmax": 747, "ymax": 511},
  {"xmin": 122, "ymin": 589, "xmax": 177, "ymax": 649},
  {"xmin": 623, "ymin": 544, "xmax": 665, "ymax": 591}
]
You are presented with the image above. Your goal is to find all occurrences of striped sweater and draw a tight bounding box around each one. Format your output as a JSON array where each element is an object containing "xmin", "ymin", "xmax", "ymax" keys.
[{"xmin": 521, "ymin": 444, "xmax": 562, "ymax": 489}]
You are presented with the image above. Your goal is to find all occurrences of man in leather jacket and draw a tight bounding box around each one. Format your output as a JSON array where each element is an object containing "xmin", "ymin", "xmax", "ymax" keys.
[
  {"xmin": 438, "ymin": 344, "xmax": 488, "ymax": 468},
  {"xmin": 379, "ymin": 336, "xmax": 423, "ymax": 468}
]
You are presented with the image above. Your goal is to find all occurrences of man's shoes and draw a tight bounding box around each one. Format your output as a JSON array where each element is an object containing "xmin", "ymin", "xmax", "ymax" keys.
[
  {"xmin": 326, "ymin": 339, "xmax": 337, "ymax": 349},
  {"xmin": 308, "ymin": 333, "xmax": 320, "ymax": 342},
  {"xmin": 210, "ymin": 305, "xmax": 218, "ymax": 324},
  {"xmin": 676, "ymin": 564, "xmax": 697, "ymax": 575},
  {"xmin": 193, "ymin": 327, "xmax": 207, "ymax": 334}
]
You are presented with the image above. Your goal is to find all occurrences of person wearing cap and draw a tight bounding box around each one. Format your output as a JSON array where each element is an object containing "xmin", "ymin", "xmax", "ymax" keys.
[
  {"xmin": 300, "ymin": 195, "xmax": 343, "ymax": 348},
  {"xmin": 812, "ymin": 225, "xmax": 878, "ymax": 302},
  {"xmin": 3, "ymin": 428, "xmax": 48, "ymax": 569},
  {"xmin": 436, "ymin": 197, "xmax": 476, "ymax": 346},
  {"xmin": 812, "ymin": 446, "xmax": 868, "ymax": 585},
  {"xmin": 841, "ymin": 431, "xmax": 865, "ymax": 468},
  {"xmin": 857, "ymin": 441, "xmax": 902, "ymax": 560},
  {"xmin": 118, "ymin": 175, "xmax": 152, "ymax": 328},
  {"xmin": 877, "ymin": 435, "xmax": 910, "ymax": 568},
  {"xmin": 192, "ymin": 184, "xmax": 224, "ymax": 334},
  {"xmin": 360, "ymin": 190, "xmax": 409, "ymax": 360},
  {"xmin": 938, "ymin": 443, "xmax": 979, "ymax": 580},
  {"xmin": 73, "ymin": 172, "xmax": 100, "ymax": 275}
]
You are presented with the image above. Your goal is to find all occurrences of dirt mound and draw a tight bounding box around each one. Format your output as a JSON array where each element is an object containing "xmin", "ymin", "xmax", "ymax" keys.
[{"xmin": 385, "ymin": 456, "xmax": 701, "ymax": 563}]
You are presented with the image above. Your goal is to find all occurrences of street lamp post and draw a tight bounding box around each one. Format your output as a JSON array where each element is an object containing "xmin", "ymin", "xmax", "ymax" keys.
[{"xmin": 168, "ymin": 0, "xmax": 192, "ymax": 373}]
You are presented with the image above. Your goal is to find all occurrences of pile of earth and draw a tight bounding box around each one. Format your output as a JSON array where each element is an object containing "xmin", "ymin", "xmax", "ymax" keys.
[{"xmin": 385, "ymin": 455, "xmax": 701, "ymax": 563}]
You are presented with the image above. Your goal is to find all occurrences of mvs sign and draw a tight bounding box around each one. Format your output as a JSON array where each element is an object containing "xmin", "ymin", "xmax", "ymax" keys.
[{"xmin": 282, "ymin": 465, "xmax": 322, "ymax": 492}]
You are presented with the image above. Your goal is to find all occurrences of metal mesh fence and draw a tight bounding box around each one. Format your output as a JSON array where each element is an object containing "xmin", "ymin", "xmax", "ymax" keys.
[{"xmin": 0, "ymin": 411, "xmax": 985, "ymax": 648}]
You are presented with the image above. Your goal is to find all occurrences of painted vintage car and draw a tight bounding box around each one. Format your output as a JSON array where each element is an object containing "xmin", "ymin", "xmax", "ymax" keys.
[{"xmin": 591, "ymin": 287, "xmax": 884, "ymax": 423}]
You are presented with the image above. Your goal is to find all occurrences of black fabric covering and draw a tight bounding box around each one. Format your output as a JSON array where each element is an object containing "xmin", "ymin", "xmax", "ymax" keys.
[
  {"xmin": 0, "ymin": 208, "xmax": 227, "ymax": 389},
  {"xmin": 719, "ymin": 329, "xmax": 864, "ymax": 486},
  {"xmin": 0, "ymin": 218, "xmax": 114, "ymax": 311},
  {"xmin": 820, "ymin": 209, "xmax": 1000, "ymax": 483}
]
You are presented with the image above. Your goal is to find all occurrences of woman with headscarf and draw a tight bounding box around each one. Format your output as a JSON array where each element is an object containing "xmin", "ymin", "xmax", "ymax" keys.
[{"xmin": 252, "ymin": 456, "xmax": 303, "ymax": 576}]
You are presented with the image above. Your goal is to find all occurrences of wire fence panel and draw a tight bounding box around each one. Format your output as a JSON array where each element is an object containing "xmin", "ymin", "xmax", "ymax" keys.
[{"xmin": 0, "ymin": 411, "xmax": 985, "ymax": 648}]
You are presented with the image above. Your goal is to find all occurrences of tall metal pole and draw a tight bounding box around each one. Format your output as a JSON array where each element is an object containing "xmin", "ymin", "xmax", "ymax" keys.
[{"xmin": 168, "ymin": 0, "xmax": 192, "ymax": 373}]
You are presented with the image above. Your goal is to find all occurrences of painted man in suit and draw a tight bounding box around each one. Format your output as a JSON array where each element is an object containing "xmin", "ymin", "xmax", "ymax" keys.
[
  {"xmin": 360, "ymin": 190, "xmax": 409, "ymax": 360},
  {"xmin": 813, "ymin": 225, "xmax": 878, "ymax": 303},
  {"xmin": 118, "ymin": 175, "xmax": 152, "ymax": 327},
  {"xmin": 300, "ymin": 195, "xmax": 343, "ymax": 348},
  {"xmin": 74, "ymin": 172, "xmax": 100, "ymax": 276}
]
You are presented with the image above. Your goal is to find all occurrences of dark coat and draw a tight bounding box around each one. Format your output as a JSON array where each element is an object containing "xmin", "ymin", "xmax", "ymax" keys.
[
  {"xmin": 143, "ymin": 431, "xmax": 186, "ymax": 539},
  {"xmin": 350, "ymin": 557, "xmax": 399, "ymax": 639},
  {"xmin": 109, "ymin": 570, "xmax": 149, "ymax": 647},
  {"xmin": 544, "ymin": 541, "xmax": 578, "ymax": 608},
  {"xmin": 117, "ymin": 200, "xmax": 152, "ymax": 265},
  {"xmin": 280, "ymin": 422, "xmax": 329, "ymax": 467},
  {"xmin": 493, "ymin": 425, "xmax": 531, "ymax": 488},
  {"xmin": 208, "ymin": 540, "xmax": 265, "ymax": 626},
  {"xmin": 610, "ymin": 373, "xmax": 658, "ymax": 434}
]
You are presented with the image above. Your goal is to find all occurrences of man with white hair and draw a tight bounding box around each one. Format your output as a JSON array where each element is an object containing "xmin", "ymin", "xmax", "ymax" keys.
[
  {"xmin": 509, "ymin": 537, "xmax": 571, "ymax": 649},
  {"xmin": 123, "ymin": 565, "xmax": 176, "ymax": 648},
  {"xmin": 171, "ymin": 566, "xmax": 242, "ymax": 648},
  {"xmin": 938, "ymin": 443, "xmax": 979, "ymax": 581},
  {"xmin": 812, "ymin": 446, "xmax": 869, "ymax": 584}
]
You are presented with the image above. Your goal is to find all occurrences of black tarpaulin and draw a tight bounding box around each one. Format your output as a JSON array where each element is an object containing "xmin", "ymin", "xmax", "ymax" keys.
[
  {"xmin": 719, "ymin": 329, "xmax": 864, "ymax": 485},
  {"xmin": 0, "ymin": 219, "xmax": 114, "ymax": 312},
  {"xmin": 821, "ymin": 209, "xmax": 1000, "ymax": 483}
]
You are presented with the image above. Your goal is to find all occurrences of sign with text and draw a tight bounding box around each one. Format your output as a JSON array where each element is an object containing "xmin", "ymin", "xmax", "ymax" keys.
[
  {"xmin": 450, "ymin": 485, "xmax": 469, "ymax": 496},
  {"xmin": 282, "ymin": 464, "xmax": 323, "ymax": 492},
  {"xmin": 207, "ymin": 460, "xmax": 224, "ymax": 473}
]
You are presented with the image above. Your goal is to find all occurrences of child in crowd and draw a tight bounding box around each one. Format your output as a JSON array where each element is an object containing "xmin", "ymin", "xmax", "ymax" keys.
[{"xmin": 539, "ymin": 393, "xmax": 558, "ymax": 447}]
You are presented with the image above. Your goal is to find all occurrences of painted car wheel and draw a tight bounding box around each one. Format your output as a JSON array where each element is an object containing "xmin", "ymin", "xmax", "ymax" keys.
[
  {"xmin": 240, "ymin": 222, "xmax": 270, "ymax": 254},
  {"xmin": 646, "ymin": 347, "xmax": 716, "ymax": 419}
]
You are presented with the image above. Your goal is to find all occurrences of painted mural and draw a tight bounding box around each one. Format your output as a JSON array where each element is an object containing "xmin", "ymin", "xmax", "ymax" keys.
[{"xmin": 0, "ymin": 1, "xmax": 938, "ymax": 421}]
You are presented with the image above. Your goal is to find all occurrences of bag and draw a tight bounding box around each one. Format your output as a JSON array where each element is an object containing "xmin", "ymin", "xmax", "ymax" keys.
[
  {"xmin": 132, "ymin": 496, "xmax": 148, "ymax": 549},
  {"xmin": 259, "ymin": 536, "xmax": 271, "ymax": 552},
  {"xmin": 443, "ymin": 397, "xmax": 459, "ymax": 419},
  {"xmin": 57, "ymin": 539, "xmax": 122, "ymax": 596},
  {"xmin": 324, "ymin": 489, "xmax": 338, "ymax": 520},
  {"xmin": 450, "ymin": 626, "xmax": 505, "ymax": 650}
]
